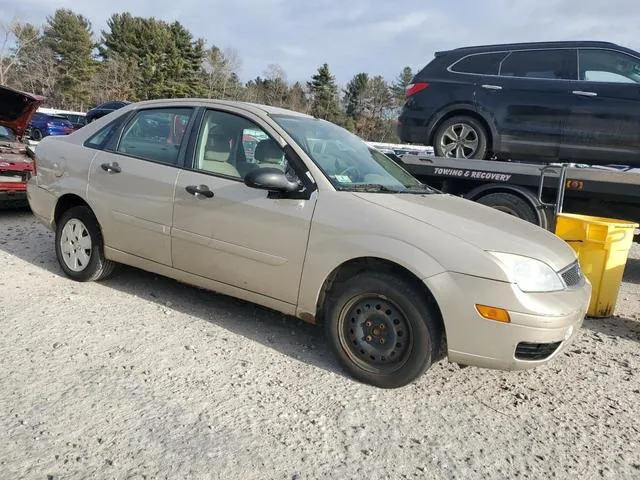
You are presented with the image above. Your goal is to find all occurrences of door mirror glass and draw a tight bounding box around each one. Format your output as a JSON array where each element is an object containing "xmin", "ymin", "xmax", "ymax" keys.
[{"xmin": 244, "ymin": 167, "xmax": 301, "ymax": 193}]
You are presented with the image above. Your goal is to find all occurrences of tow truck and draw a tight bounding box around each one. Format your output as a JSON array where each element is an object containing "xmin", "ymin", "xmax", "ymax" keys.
[{"xmin": 366, "ymin": 141, "xmax": 640, "ymax": 235}]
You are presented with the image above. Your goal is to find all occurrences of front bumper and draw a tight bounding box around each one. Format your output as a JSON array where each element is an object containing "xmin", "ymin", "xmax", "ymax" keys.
[{"xmin": 424, "ymin": 271, "xmax": 591, "ymax": 370}]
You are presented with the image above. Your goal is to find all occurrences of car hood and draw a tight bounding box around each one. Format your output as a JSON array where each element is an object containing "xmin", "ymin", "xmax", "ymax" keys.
[
  {"xmin": 354, "ymin": 192, "xmax": 577, "ymax": 271},
  {"xmin": 0, "ymin": 86, "xmax": 44, "ymax": 139}
]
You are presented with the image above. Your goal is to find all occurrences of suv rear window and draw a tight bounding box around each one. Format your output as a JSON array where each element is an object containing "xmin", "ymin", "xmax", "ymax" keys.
[
  {"xmin": 450, "ymin": 52, "xmax": 509, "ymax": 75},
  {"xmin": 500, "ymin": 49, "xmax": 577, "ymax": 80}
]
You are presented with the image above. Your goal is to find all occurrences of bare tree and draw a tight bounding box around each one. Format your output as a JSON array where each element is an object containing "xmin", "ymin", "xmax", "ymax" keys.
[
  {"xmin": 203, "ymin": 45, "xmax": 243, "ymax": 100},
  {"xmin": 0, "ymin": 19, "xmax": 40, "ymax": 86},
  {"xmin": 263, "ymin": 63, "xmax": 289, "ymax": 106},
  {"xmin": 89, "ymin": 55, "xmax": 139, "ymax": 106}
]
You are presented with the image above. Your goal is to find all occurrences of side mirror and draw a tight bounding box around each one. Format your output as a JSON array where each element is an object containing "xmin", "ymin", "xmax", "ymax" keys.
[{"xmin": 244, "ymin": 167, "xmax": 301, "ymax": 193}]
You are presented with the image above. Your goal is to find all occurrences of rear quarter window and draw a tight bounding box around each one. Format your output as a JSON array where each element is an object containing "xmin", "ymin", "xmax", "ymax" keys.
[{"xmin": 450, "ymin": 52, "xmax": 509, "ymax": 75}]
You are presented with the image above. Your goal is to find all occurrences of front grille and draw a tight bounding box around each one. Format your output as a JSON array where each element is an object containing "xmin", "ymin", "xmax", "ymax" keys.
[
  {"xmin": 560, "ymin": 261, "xmax": 583, "ymax": 288},
  {"xmin": 515, "ymin": 341, "xmax": 562, "ymax": 361}
]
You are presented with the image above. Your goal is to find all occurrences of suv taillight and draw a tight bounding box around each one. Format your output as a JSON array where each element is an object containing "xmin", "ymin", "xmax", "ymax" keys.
[{"xmin": 405, "ymin": 82, "xmax": 429, "ymax": 98}]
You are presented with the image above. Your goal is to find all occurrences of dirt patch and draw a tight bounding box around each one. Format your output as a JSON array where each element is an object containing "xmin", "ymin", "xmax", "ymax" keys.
[{"xmin": 1, "ymin": 211, "xmax": 638, "ymax": 479}]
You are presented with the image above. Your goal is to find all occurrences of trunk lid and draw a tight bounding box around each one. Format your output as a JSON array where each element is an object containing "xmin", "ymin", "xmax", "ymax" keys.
[{"xmin": 0, "ymin": 85, "xmax": 44, "ymax": 139}]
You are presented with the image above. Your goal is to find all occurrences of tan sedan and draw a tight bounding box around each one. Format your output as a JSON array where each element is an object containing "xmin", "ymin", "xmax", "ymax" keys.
[{"xmin": 26, "ymin": 99, "xmax": 591, "ymax": 388}]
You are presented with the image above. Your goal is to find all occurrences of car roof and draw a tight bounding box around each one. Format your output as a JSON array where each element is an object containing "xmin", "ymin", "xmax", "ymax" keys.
[
  {"xmin": 436, "ymin": 40, "xmax": 631, "ymax": 56},
  {"xmin": 125, "ymin": 98, "xmax": 315, "ymax": 119}
]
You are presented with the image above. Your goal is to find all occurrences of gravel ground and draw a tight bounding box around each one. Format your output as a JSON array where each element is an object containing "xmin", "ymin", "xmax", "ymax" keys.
[{"xmin": 1, "ymin": 209, "xmax": 639, "ymax": 480}]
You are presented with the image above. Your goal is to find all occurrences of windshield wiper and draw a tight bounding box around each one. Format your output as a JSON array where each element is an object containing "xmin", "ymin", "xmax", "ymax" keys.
[
  {"xmin": 401, "ymin": 184, "xmax": 439, "ymax": 194},
  {"xmin": 336, "ymin": 183, "xmax": 403, "ymax": 193}
]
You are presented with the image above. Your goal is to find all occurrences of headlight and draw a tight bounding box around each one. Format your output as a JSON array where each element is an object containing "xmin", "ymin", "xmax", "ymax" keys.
[{"xmin": 489, "ymin": 252, "xmax": 564, "ymax": 293}]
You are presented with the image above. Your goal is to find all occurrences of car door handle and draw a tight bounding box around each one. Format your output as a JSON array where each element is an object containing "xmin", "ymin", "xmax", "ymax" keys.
[
  {"xmin": 185, "ymin": 184, "xmax": 214, "ymax": 198},
  {"xmin": 100, "ymin": 162, "xmax": 121, "ymax": 173},
  {"xmin": 481, "ymin": 84, "xmax": 502, "ymax": 90},
  {"xmin": 572, "ymin": 90, "xmax": 597, "ymax": 97}
]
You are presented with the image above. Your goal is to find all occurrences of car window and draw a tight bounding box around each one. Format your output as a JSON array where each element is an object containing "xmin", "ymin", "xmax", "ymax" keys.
[
  {"xmin": 271, "ymin": 114, "xmax": 431, "ymax": 192},
  {"xmin": 193, "ymin": 109, "xmax": 299, "ymax": 182},
  {"xmin": 85, "ymin": 120, "xmax": 121, "ymax": 149},
  {"xmin": 500, "ymin": 49, "xmax": 577, "ymax": 80},
  {"xmin": 450, "ymin": 52, "xmax": 509, "ymax": 75},
  {"xmin": 116, "ymin": 108, "xmax": 193, "ymax": 165},
  {"xmin": 579, "ymin": 49, "xmax": 640, "ymax": 84},
  {"xmin": 0, "ymin": 125, "xmax": 16, "ymax": 140}
]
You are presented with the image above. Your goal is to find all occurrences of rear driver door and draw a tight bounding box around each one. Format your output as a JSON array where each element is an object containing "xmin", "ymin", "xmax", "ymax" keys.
[{"xmin": 87, "ymin": 107, "xmax": 195, "ymax": 266}]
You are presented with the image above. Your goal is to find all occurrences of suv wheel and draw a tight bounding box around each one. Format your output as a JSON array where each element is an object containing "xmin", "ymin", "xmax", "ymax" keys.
[
  {"xmin": 324, "ymin": 271, "xmax": 442, "ymax": 389},
  {"xmin": 55, "ymin": 206, "xmax": 115, "ymax": 282},
  {"xmin": 434, "ymin": 116, "xmax": 488, "ymax": 159}
]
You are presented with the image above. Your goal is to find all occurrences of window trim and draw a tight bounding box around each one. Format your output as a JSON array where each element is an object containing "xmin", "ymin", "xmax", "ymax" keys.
[
  {"xmin": 82, "ymin": 113, "xmax": 132, "ymax": 151},
  {"xmin": 107, "ymin": 106, "xmax": 198, "ymax": 168},
  {"xmin": 577, "ymin": 47, "xmax": 640, "ymax": 85},
  {"xmin": 448, "ymin": 51, "xmax": 510, "ymax": 76},
  {"xmin": 448, "ymin": 47, "xmax": 580, "ymax": 81}
]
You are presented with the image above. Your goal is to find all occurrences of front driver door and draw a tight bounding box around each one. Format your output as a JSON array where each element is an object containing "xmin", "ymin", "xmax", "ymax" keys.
[
  {"xmin": 87, "ymin": 106, "xmax": 195, "ymax": 266},
  {"xmin": 561, "ymin": 48, "xmax": 640, "ymax": 165},
  {"xmin": 171, "ymin": 107, "xmax": 317, "ymax": 305}
]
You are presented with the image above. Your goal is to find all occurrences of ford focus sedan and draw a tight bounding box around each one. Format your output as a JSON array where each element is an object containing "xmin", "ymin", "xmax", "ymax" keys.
[{"xmin": 26, "ymin": 99, "xmax": 591, "ymax": 388}]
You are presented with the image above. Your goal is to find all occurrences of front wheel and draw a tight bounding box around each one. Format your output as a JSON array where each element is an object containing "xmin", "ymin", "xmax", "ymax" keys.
[
  {"xmin": 325, "ymin": 271, "xmax": 442, "ymax": 388},
  {"xmin": 55, "ymin": 205, "xmax": 115, "ymax": 282},
  {"xmin": 434, "ymin": 116, "xmax": 488, "ymax": 159}
]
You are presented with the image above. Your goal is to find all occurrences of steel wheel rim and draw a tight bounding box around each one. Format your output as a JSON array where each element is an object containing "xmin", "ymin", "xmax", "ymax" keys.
[
  {"xmin": 338, "ymin": 294, "xmax": 413, "ymax": 374},
  {"xmin": 60, "ymin": 219, "xmax": 92, "ymax": 272},
  {"xmin": 440, "ymin": 123, "xmax": 479, "ymax": 158}
]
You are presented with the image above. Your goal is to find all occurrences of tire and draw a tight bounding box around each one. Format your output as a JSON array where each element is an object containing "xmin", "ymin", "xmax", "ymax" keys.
[
  {"xmin": 433, "ymin": 115, "xmax": 488, "ymax": 159},
  {"xmin": 31, "ymin": 128, "xmax": 43, "ymax": 141},
  {"xmin": 55, "ymin": 205, "xmax": 115, "ymax": 282},
  {"xmin": 324, "ymin": 271, "xmax": 442, "ymax": 389},
  {"xmin": 475, "ymin": 192, "xmax": 538, "ymax": 225}
]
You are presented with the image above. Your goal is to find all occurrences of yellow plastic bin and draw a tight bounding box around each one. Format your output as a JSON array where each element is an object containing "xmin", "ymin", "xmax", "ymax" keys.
[{"xmin": 555, "ymin": 213, "xmax": 638, "ymax": 318}]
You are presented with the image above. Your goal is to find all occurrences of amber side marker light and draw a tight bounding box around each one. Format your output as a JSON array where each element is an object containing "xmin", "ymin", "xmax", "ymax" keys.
[{"xmin": 476, "ymin": 305, "xmax": 511, "ymax": 323}]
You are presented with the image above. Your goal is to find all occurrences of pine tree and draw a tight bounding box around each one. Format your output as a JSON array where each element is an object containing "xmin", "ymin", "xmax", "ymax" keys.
[
  {"xmin": 43, "ymin": 9, "xmax": 97, "ymax": 108},
  {"xmin": 343, "ymin": 72, "xmax": 369, "ymax": 119},
  {"xmin": 307, "ymin": 63, "xmax": 342, "ymax": 124},
  {"xmin": 391, "ymin": 66, "xmax": 414, "ymax": 107},
  {"xmin": 101, "ymin": 13, "xmax": 204, "ymax": 100}
]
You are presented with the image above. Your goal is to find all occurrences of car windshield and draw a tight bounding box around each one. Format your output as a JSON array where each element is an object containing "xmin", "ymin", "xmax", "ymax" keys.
[
  {"xmin": 0, "ymin": 125, "xmax": 16, "ymax": 141},
  {"xmin": 270, "ymin": 114, "xmax": 435, "ymax": 193}
]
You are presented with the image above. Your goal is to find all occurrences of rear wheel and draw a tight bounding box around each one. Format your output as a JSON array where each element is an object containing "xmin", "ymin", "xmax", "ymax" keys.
[
  {"xmin": 325, "ymin": 271, "xmax": 442, "ymax": 388},
  {"xmin": 476, "ymin": 192, "xmax": 538, "ymax": 225},
  {"xmin": 55, "ymin": 206, "xmax": 115, "ymax": 281},
  {"xmin": 31, "ymin": 128, "xmax": 43, "ymax": 141},
  {"xmin": 434, "ymin": 116, "xmax": 488, "ymax": 159}
]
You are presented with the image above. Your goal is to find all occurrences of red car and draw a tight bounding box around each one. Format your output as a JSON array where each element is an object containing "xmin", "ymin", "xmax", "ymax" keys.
[{"xmin": 0, "ymin": 86, "xmax": 43, "ymax": 207}]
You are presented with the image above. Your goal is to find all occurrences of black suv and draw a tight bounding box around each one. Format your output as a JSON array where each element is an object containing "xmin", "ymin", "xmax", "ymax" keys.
[
  {"xmin": 85, "ymin": 101, "xmax": 130, "ymax": 123},
  {"xmin": 398, "ymin": 41, "xmax": 640, "ymax": 166}
]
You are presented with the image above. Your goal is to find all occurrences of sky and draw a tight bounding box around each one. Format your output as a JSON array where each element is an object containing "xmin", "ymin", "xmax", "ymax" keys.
[{"xmin": 3, "ymin": 0, "xmax": 640, "ymax": 86}]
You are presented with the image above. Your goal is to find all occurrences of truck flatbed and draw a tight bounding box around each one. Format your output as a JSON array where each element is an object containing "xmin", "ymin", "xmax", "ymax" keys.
[{"xmin": 394, "ymin": 153, "xmax": 640, "ymax": 232}]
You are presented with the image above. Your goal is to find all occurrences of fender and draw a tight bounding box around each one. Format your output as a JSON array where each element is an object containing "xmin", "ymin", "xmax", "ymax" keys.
[{"xmin": 295, "ymin": 234, "xmax": 446, "ymax": 322}]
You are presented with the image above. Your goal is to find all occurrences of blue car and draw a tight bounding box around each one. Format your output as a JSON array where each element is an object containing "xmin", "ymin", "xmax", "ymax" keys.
[{"xmin": 28, "ymin": 112, "xmax": 74, "ymax": 140}]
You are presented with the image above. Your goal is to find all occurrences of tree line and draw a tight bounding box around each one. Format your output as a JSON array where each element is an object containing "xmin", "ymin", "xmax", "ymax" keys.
[{"xmin": 0, "ymin": 10, "xmax": 415, "ymax": 142}]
